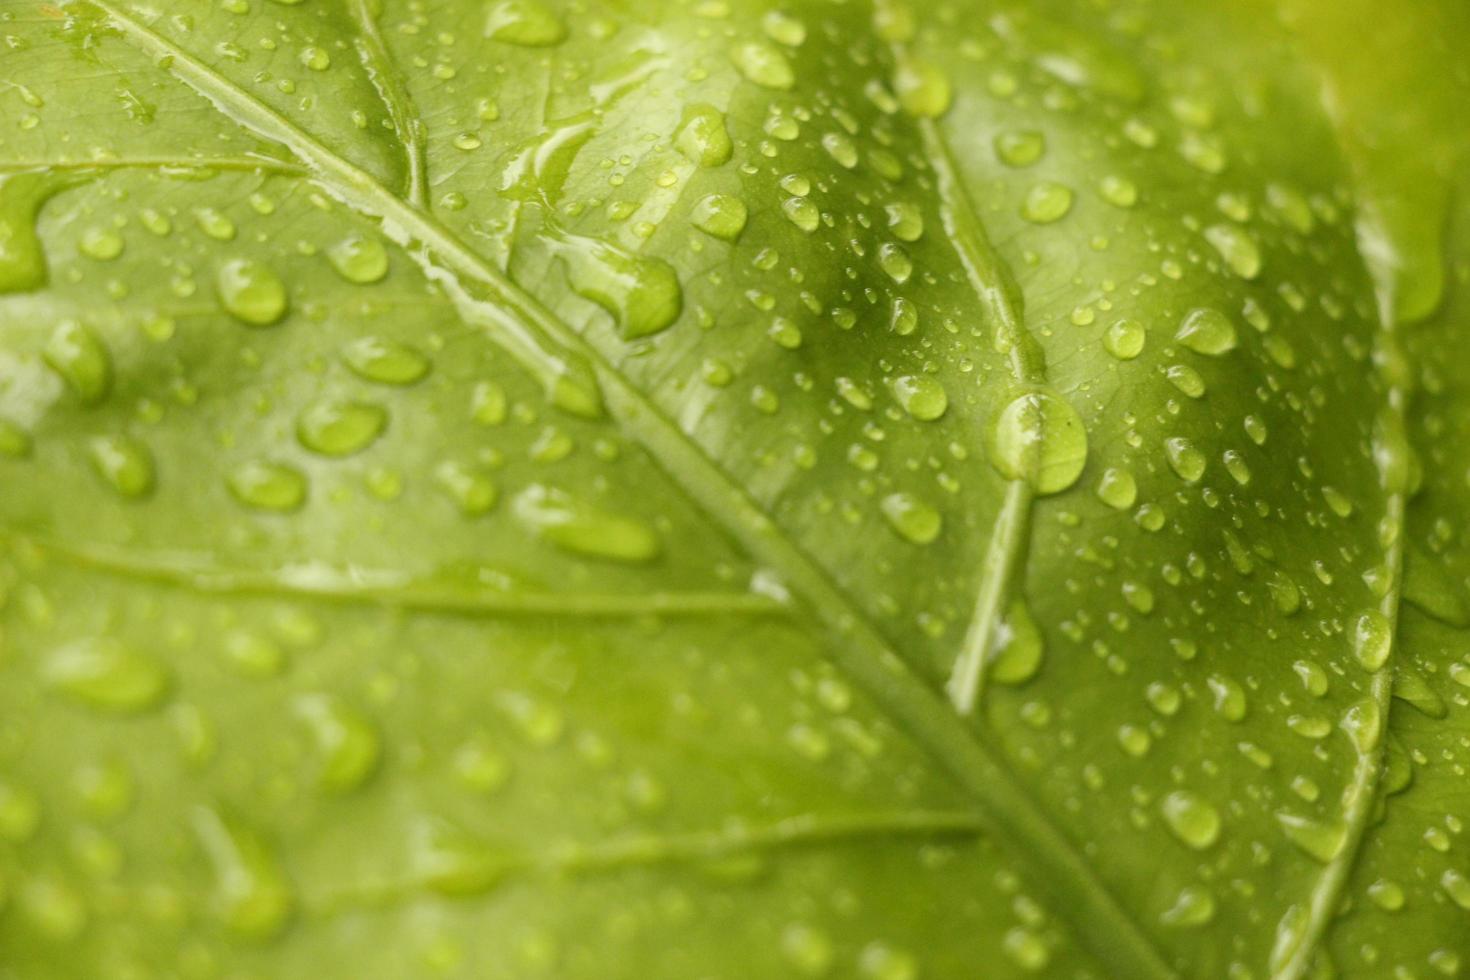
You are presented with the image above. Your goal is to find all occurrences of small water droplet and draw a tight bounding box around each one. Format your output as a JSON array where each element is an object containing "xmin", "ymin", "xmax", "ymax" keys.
[
  {"xmin": 889, "ymin": 374, "xmax": 948, "ymax": 421},
  {"xmin": 228, "ymin": 460, "xmax": 307, "ymax": 512},
  {"xmin": 296, "ymin": 400, "xmax": 388, "ymax": 457},
  {"xmin": 327, "ymin": 234, "xmax": 390, "ymax": 284},
  {"xmin": 995, "ymin": 130, "xmax": 1045, "ymax": 167},
  {"xmin": 192, "ymin": 806, "xmax": 295, "ymax": 939},
  {"xmin": 1020, "ymin": 182, "xmax": 1074, "ymax": 224},
  {"xmin": 343, "ymin": 337, "xmax": 430, "ymax": 385},
  {"xmin": 43, "ymin": 320, "xmax": 111, "ymax": 404},
  {"xmin": 731, "ymin": 41, "xmax": 795, "ymax": 90},
  {"xmin": 88, "ymin": 434, "xmax": 155, "ymax": 497},
  {"xmin": 513, "ymin": 484, "xmax": 660, "ymax": 562},
  {"xmin": 1160, "ymin": 790, "xmax": 1221, "ymax": 850},
  {"xmin": 295, "ymin": 695, "xmax": 381, "ymax": 793},
  {"xmin": 1204, "ymin": 223, "xmax": 1262, "ymax": 279}
]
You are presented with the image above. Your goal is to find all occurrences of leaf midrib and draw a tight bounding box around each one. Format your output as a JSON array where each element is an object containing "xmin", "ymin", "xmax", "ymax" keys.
[{"xmin": 73, "ymin": 4, "xmax": 1173, "ymax": 976}]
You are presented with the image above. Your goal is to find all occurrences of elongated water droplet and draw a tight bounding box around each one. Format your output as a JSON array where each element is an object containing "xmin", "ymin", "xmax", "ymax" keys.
[
  {"xmin": 499, "ymin": 115, "xmax": 597, "ymax": 202},
  {"xmin": 1175, "ymin": 308, "xmax": 1237, "ymax": 356},
  {"xmin": 218, "ymin": 259, "xmax": 288, "ymax": 326},
  {"xmin": 295, "ymin": 695, "xmax": 381, "ymax": 793},
  {"xmin": 691, "ymin": 194, "xmax": 748, "ymax": 241},
  {"xmin": 1160, "ymin": 790, "xmax": 1221, "ymax": 850},
  {"xmin": 228, "ymin": 460, "xmax": 307, "ymax": 512},
  {"xmin": 327, "ymin": 234, "xmax": 389, "ymax": 284},
  {"xmin": 987, "ymin": 389, "xmax": 1088, "ymax": 494},
  {"xmin": 44, "ymin": 638, "xmax": 171, "ymax": 714},
  {"xmin": 88, "ymin": 434, "xmax": 154, "ymax": 497},
  {"xmin": 730, "ymin": 41, "xmax": 794, "ymax": 90},
  {"xmin": 1276, "ymin": 812, "xmax": 1347, "ymax": 863},
  {"xmin": 1164, "ymin": 437, "xmax": 1206, "ymax": 483},
  {"xmin": 483, "ymin": 0, "xmax": 567, "ymax": 45},
  {"xmin": 880, "ymin": 491, "xmax": 942, "ymax": 545},
  {"xmin": 889, "ymin": 374, "xmax": 948, "ymax": 421},
  {"xmin": 550, "ymin": 232, "xmax": 682, "ymax": 339},
  {"xmin": 675, "ymin": 104, "xmax": 733, "ymax": 167},
  {"xmin": 782, "ymin": 196, "xmax": 821, "ymax": 233},
  {"xmin": 513, "ymin": 484, "xmax": 661, "ymax": 562},
  {"xmin": 192, "ymin": 807, "xmax": 295, "ymax": 940},
  {"xmin": 435, "ymin": 460, "xmax": 499, "ymax": 516},
  {"xmin": 296, "ymin": 400, "xmax": 387, "ymax": 457},
  {"xmin": 1352, "ymin": 609, "xmax": 1392, "ymax": 671},
  {"xmin": 343, "ymin": 337, "xmax": 430, "ymax": 385},
  {"xmin": 1204, "ymin": 223, "xmax": 1262, "ymax": 279},
  {"xmin": 0, "ymin": 173, "xmax": 54, "ymax": 294},
  {"xmin": 1160, "ymin": 885, "xmax": 1216, "ymax": 927},
  {"xmin": 410, "ymin": 818, "xmax": 517, "ymax": 896},
  {"xmin": 991, "ymin": 600, "xmax": 1043, "ymax": 684},
  {"xmin": 44, "ymin": 321, "xmax": 111, "ymax": 404},
  {"xmin": 1095, "ymin": 466, "xmax": 1137, "ymax": 509}
]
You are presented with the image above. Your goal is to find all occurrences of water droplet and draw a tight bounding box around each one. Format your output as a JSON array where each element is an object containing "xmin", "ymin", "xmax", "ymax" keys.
[
  {"xmin": 550, "ymin": 231, "xmax": 682, "ymax": 339},
  {"xmin": 1165, "ymin": 363, "xmax": 1206, "ymax": 399},
  {"xmin": 218, "ymin": 259, "xmax": 288, "ymax": 326},
  {"xmin": 876, "ymin": 243, "xmax": 912, "ymax": 283},
  {"xmin": 1163, "ymin": 437, "xmax": 1205, "ymax": 483},
  {"xmin": 43, "ymin": 320, "xmax": 111, "ymax": 404},
  {"xmin": 410, "ymin": 818, "xmax": 516, "ymax": 895},
  {"xmin": 88, "ymin": 434, "xmax": 155, "ymax": 497},
  {"xmin": 1175, "ymin": 308, "xmax": 1237, "ymax": 356},
  {"xmin": 889, "ymin": 374, "xmax": 948, "ymax": 421},
  {"xmin": 1160, "ymin": 790, "xmax": 1221, "ymax": 849},
  {"xmin": 435, "ymin": 460, "xmax": 499, "ymax": 516},
  {"xmin": 1003, "ymin": 927, "xmax": 1050, "ymax": 972},
  {"xmin": 893, "ymin": 56, "xmax": 951, "ymax": 117},
  {"xmin": 513, "ymin": 484, "xmax": 660, "ymax": 562},
  {"xmin": 675, "ymin": 103, "xmax": 733, "ymax": 167},
  {"xmin": 987, "ymin": 389, "xmax": 1088, "ymax": 494},
  {"xmin": 761, "ymin": 10, "xmax": 807, "ymax": 46},
  {"xmin": 995, "ymin": 130, "xmax": 1045, "ymax": 167},
  {"xmin": 1098, "ymin": 174, "xmax": 1138, "ymax": 208},
  {"xmin": 1366, "ymin": 878, "xmax": 1405, "ymax": 911},
  {"xmin": 1204, "ymin": 223, "xmax": 1262, "ymax": 279},
  {"xmin": 858, "ymin": 942, "xmax": 919, "ymax": 980},
  {"xmin": 0, "ymin": 779, "xmax": 41, "ymax": 843},
  {"xmin": 690, "ymin": 194, "xmax": 747, "ymax": 242},
  {"xmin": 782, "ymin": 196, "xmax": 821, "ymax": 232},
  {"xmin": 991, "ymin": 600, "xmax": 1043, "ymax": 684},
  {"xmin": 1020, "ymin": 182, "xmax": 1074, "ymax": 224},
  {"xmin": 483, "ymin": 0, "xmax": 567, "ymax": 45},
  {"xmin": 731, "ymin": 41, "xmax": 794, "ymax": 90},
  {"xmin": 880, "ymin": 492, "xmax": 942, "ymax": 545},
  {"xmin": 1103, "ymin": 318, "xmax": 1145, "ymax": 359},
  {"xmin": 194, "ymin": 207, "xmax": 237, "ymax": 241},
  {"xmin": 295, "ymin": 695, "xmax": 381, "ymax": 793},
  {"xmin": 343, "ymin": 337, "xmax": 430, "ymax": 385},
  {"xmin": 1352, "ymin": 609, "xmax": 1392, "ymax": 671},
  {"xmin": 1095, "ymin": 467, "xmax": 1137, "ymax": 509},
  {"xmin": 0, "ymin": 173, "xmax": 53, "ymax": 294},
  {"xmin": 781, "ymin": 923, "xmax": 835, "ymax": 976},
  {"xmin": 228, "ymin": 460, "xmax": 307, "ymax": 512},
  {"xmin": 1160, "ymin": 885, "xmax": 1216, "ymax": 927},
  {"xmin": 79, "ymin": 226, "xmax": 124, "ymax": 261},
  {"xmin": 885, "ymin": 201, "xmax": 924, "ymax": 242},
  {"xmin": 1442, "ymin": 869, "xmax": 1470, "ymax": 910},
  {"xmin": 1276, "ymin": 812, "xmax": 1347, "ymax": 863},
  {"xmin": 296, "ymin": 400, "xmax": 388, "ymax": 457},
  {"xmin": 43, "ymin": 638, "xmax": 171, "ymax": 714},
  {"xmin": 192, "ymin": 806, "xmax": 295, "ymax": 939},
  {"xmin": 327, "ymin": 234, "xmax": 389, "ymax": 284}
]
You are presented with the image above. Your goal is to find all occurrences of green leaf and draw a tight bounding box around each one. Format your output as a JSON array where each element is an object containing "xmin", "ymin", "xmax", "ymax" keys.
[{"xmin": 0, "ymin": 0, "xmax": 1463, "ymax": 976}]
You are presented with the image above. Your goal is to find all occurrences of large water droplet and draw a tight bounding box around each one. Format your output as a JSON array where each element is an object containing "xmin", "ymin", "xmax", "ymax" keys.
[
  {"xmin": 192, "ymin": 806, "xmax": 295, "ymax": 940},
  {"xmin": 513, "ymin": 484, "xmax": 661, "ymax": 562},
  {"xmin": 1276, "ymin": 812, "xmax": 1347, "ymax": 863},
  {"xmin": 483, "ymin": 0, "xmax": 567, "ymax": 45},
  {"xmin": 43, "ymin": 638, "xmax": 172, "ymax": 714},
  {"xmin": 987, "ymin": 389, "xmax": 1088, "ymax": 494},
  {"xmin": 1160, "ymin": 790, "xmax": 1221, "ymax": 849},
  {"xmin": 730, "ymin": 41, "xmax": 795, "ymax": 90},
  {"xmin": 296, "ymin": 400, "xmax": 387, "ymax": 456},
  {"xmin": 675, "ymin": 104, "xmax": 733, "ymax": 167},
  {"xmin": 295, "ymin": 695, "xmax": 381, "ymax": 793},
  {"xmin": 0, "ymin": 173, "xmax": 54, "ymax": 294},
  {"xmin": 550, "ymin": 232, "xmax": 682, "ymax": 339},
  {"xmin": 88, "ymin": 434, "xmax": 154, "ymax": 497},
  {"xmin": 691, "ymin": 194, "xmax": 748, "ymax": 241},
  {"xmin": 1352, "ymin": 609, "xmax": 1392, "ymax": 671},
  {"xmin": 880, "ymin": 491, "xmax": 942, "ymax": 545},
  {"xmin": 218, "ymin": 259, "xmax": 288, "ymax": 326},
  {"xmin": 343, "ymin": 337, "xmax": 430, "ymax": 385},
  {"xmin": 43, "ymin": 321, "xmax": 111, "ymax": 405},
  {"xmin": 1175, "ymin": 308, "xmax": 1237, "ymax": 356},
  {"xmin": 228, "ymin": 460, "xmax": 307, "ymax": 512}
]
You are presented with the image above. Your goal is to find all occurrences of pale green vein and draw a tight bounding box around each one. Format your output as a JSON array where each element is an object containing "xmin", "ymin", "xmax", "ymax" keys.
[
  {"xmin": 1269, "ymin": 268, "xmax": 1411, "ymax": 980},
  {"xmin": 12, "ymin": 534, "xmax": 785, "ymax": 619},
  {"xmin": 348, "ymin": 0, "xmax": 428, "ymax": 207},
  {"xmin": 912, "ymin": 111, "xmax": 1049, "ymax": 718},
  {"xmin": 308, "ymin": 809, "xmax": 986, "ymax": 914},
  {"xmin": 81, "ymin": 6, "xmax": 1172, "ymax": 976},
  {"xmin": 0, "ymin": 155, "xmax": 304, "ymax": 176}
]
